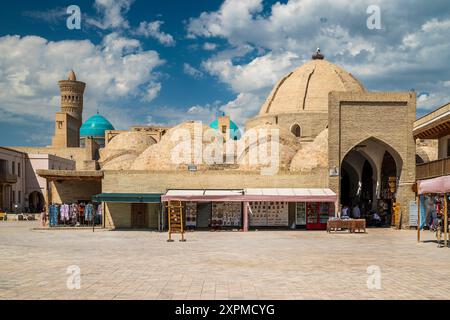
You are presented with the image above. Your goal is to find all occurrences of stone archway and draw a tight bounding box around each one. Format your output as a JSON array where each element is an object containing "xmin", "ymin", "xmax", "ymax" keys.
[{"xmin": 340, "ymin": 137, "xmax": 403, "ymax": 216}]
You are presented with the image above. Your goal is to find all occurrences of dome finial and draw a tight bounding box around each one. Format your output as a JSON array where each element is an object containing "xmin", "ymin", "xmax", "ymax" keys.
[
  {"xmin": 68, "ymin": 70, "xmax": 77, "ymax": 81},
  {"xmin": 312, "ymin": 48, "xmax": 324, "ymax": 60}
]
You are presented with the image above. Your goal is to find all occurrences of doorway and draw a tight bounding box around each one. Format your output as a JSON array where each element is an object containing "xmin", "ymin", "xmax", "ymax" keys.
[
  {"xmin": 29, "ymin": 191, "xmax": 44, "ymax": 213},
  {"xmin": 197, "ymin": 202, "xmax": 212, "ymax": 228},
  {"xmin": 131, "ymin": 203, "xmax": 147, "ymax": 228}
]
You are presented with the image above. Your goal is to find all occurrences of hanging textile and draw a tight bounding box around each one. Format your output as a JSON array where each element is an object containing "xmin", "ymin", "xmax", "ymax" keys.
[
  {"xmin": 49, "ymin": 205, "xmax": 59, "ymax": 227},
  {"xmin": 85, "ymin": 204, "xmax": 93, "ymax": 222},
  {"xmin": 419, "ymin": 195, "xmax": 426, "ymax": 230}
]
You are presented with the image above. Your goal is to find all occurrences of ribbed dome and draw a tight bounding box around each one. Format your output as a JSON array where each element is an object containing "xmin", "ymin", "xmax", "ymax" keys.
[
  {"xmin": 259, "ymin": 59, "xmax": 365, "ymax": 115},
  {"xmin": 80, "ymin": 113, "xmax": 115, "ymax": 138}
]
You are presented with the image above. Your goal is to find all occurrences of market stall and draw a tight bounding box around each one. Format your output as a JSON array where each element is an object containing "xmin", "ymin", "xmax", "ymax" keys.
[
  {"xmin": 417, "ymin": 176, "xmax": 449, "ymax": 248},
  {"xmin": 161, "ymin": 188, "xmax": 337, "ymax": 231}
]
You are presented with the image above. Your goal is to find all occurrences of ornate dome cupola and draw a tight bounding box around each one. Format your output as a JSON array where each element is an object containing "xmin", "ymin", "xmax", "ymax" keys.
[{"xmin": 312, "ymin": 48, "xmax": 324, "ymax": 60}]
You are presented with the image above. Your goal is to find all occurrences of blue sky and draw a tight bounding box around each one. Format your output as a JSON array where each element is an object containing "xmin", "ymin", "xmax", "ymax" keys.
[{"xmin": 1, "ymin": 0, "xmax": 450, "ymax": 146}]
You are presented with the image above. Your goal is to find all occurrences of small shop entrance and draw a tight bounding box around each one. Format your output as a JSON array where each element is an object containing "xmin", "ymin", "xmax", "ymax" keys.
[
  {"xmin": 197, "ymin": 202, "xmax": 212, "ymax": 228},
  {"xmin": 131, "ymin": 203, "xmax": 147, "ymax": 228}
]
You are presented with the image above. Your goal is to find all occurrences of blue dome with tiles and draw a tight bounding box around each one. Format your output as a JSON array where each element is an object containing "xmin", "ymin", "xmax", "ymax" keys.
[{"xmin": 80, "ymin": 113, "xmax": 115, "ymax": 138}]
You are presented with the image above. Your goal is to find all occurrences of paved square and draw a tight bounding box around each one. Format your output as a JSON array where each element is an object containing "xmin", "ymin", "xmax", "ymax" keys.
[{"xmin": 0, "ymin": 222, "xmax": 449, "ymax": 300}]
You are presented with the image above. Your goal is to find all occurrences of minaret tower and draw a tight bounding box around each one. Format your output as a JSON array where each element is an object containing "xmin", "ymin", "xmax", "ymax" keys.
[
  {"xmin": 59, "ymin": 70, "xmax": 86, "ymax": 122},
  {"xmin": 51, "ymin": 70, "xmax": 86, "ymax": 148}
]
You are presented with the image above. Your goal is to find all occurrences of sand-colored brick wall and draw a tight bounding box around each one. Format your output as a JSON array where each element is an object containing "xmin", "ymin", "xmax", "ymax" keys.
[
  {"xmin": 49, "ymin": 180, "xmax": 101, "ymax": 204},
  {"xmin": 104, "ymin": 202, "xmax": 159, "ymax": 229},
  {"xmin": 328, "ymin": 91, "xmax": 416, "ymax": 228},
  {"xmin": 105, "ymin": 202, "xmax": 131, "ymax": 229},
  {"xmin": 102, "ymin": 169, "xmax": 329, "ymax": 194}
]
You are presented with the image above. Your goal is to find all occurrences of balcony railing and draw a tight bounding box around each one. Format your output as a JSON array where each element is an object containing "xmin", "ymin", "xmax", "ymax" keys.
[
  {"xmin": 416, "ymin": 157, "xmax": 450, "ymax": 180},
  {"xmin": 0, "ymin": 171, "xmax": 17, "ymax": 184}
]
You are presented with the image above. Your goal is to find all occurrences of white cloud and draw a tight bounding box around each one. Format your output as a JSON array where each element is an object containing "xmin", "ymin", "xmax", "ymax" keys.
[
  {"xmin": 142, "ymin": 82, "xmax": 162, "ymax": 102},
  {"xmin": 188, "ymin": 0, "xmax": 450, "ymax": 121},
  {"xmin": 0, "ymin": 33, "xmax": 164, "ymax": 127},
  {"xmin": 183, "ymin": 63, "xmax": 204, "ymax": 78},
  {"xmin": 219, "ymin": 93, "xmax": 263, "ymax": 128},
  {"xmin": 203, "ymin": 42, "xmax": 217, "ymax": 51},
  {"xmin": 202, "ymin": 51, "xmax": 300, "ymax": 93},
  {"xmin": 87, "ymin": 0, "xmax": 133, "ymax": 30},
  {"xmin": 134, "ymin": 21, "xmax": 176, "ymax": 46}
]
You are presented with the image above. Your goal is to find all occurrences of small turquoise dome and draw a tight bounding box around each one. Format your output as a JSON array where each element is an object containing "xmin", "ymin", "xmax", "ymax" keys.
[
  {"xmin": 209, "ymin": 114, "xmax": 241, "ymax": 140},
  {"xmin": 80, "ymin": 113, "xmax": 115, "ymax": 138}
]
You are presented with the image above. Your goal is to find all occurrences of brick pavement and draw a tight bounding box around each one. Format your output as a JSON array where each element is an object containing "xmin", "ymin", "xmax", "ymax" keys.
[{"xmin": 0, "ymin": 221, "xmax": 449, "ymax": 300}]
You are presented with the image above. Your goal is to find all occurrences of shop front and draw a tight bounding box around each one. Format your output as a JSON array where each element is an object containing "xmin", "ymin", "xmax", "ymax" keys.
[
  {"xmin": 92, "ymin": 193, "xmax": 162, "ymax": 230},
  {"xmin": 162, "ymin": 188, "xmax": 337, "ymax": 231}
]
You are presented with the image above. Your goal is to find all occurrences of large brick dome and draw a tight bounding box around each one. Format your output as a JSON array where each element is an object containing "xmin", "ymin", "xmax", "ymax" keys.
[{"xmin": 259, "ymin": 59, "xmax": 365, "ymax": 115}]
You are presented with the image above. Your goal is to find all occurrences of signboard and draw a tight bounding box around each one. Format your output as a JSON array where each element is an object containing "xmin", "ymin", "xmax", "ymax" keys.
[
  {"xmin": 409, "ymin": 200, "xmax": 418, "ymax": 227},
  {"xmin": 329, "ymin": 167, "xmax": 339, "ymax": 177}
]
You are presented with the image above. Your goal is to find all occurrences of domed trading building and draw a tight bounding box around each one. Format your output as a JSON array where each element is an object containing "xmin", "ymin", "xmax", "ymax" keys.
[{"xmin": 30, "ymin": 50, "xmax": 417, "ymax": 231}]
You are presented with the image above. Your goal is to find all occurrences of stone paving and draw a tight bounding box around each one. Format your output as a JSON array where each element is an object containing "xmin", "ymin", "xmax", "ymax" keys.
[{"xmin": 0, "ymin": 221, "xmax": 449, "ymax": 300}]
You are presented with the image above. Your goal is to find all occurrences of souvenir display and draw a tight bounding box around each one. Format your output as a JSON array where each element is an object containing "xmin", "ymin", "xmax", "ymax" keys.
[
  {"xmin": 211, "ymin": 202, "xmax": 241, "ymax": 227},
  {"xmin": 185, "ymin": 202, "xmax": 197, "ymax": 227},
  {"xmin": 296, "ymin": 202, "xmax": 306, "ymax": 225},
  {"xmin": 249, "ymin": 201, "xmax": 288, "ymax": 226}
]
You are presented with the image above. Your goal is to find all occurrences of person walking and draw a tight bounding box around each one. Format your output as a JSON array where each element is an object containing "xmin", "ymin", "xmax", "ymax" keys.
[
  {"xmin": 40, "ymin": 207, "xmax": 48, "ymax": 227},
  {"xmin": 352, "ymin": 204, "xmax": 361, "ymax": 219}
]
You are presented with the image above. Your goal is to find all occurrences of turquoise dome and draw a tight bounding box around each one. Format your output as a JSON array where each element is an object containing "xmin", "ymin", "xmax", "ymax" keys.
[
  {"xmin": 209, "ymin": 115, "xmax": 241, "ymax": 140},
  {"xmin": 80, "ymin": 113, "xmax": 115, "ymax": 138}
]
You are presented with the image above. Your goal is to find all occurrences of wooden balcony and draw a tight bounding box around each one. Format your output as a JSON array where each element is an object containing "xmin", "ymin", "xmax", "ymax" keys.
[{"xmin": 416, "ymin": 157, "xmax": 450, "ymax": 180}]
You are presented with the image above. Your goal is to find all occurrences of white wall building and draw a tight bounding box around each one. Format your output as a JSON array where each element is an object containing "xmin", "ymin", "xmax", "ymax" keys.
[{"xmin": 0, "ymin": 147, "xmax": 75, "ymax": 212}]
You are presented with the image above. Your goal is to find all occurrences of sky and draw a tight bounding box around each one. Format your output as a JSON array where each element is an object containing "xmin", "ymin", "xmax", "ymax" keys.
[{"xmin": 0, "ymin": 0, "xmax": 450, "ymax": 146}]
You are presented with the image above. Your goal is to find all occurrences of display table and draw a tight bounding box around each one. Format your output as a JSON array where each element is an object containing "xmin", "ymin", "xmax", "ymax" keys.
[{"xmin": 327, "ymin": 219, "xmax": 366, "ymax": 233}]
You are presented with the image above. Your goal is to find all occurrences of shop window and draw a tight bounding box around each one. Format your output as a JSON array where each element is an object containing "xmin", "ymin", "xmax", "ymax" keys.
[{"xmin": 291, "ymin": 124, "xmax": 301, "ymax": 138}]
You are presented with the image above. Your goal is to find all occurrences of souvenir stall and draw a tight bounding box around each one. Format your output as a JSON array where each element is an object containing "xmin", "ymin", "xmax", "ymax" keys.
[
  {"xmin": 162, "ymin": 188, "xmax": 337, "ymax": 231},
  {"xmin": 417, "ymin": 176, "xmax": 450, "ymax": 248},
  {"xmin": 248, "ymin": 201, "xmax": 288, "ymax": 227},
  {"xmin": 162, "ymin": 189, "xmax": 244, "ymax": 230},
  {"xmin": 47, "ymin": 202, "xmax": 102, "ymax": 227}
]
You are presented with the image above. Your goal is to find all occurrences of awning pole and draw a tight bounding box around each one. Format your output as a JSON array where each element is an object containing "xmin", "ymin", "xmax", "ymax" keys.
[
  {"xmin": 445, "ymin": 193, "xmax": 448, "ymax": 248},
  {"xmin": 417, "ymin": 194, "xmax": 421, "ymax": 243}
]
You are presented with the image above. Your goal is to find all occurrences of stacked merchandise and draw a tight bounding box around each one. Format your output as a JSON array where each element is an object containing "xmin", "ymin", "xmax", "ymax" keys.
[
  {"xmin": 185, "ymin": 202, "xmax": 197, "ymax": 228},
  {"xmin": 211, "ymin": 202, "xmax": 241, "ymax": 227},
  {"xmin": 319, "ymin": 203, "xmax": 330, "ymax": 224},
  {"xmin": 295, "ymin": 202, "xmax": 306, "ymax": 225},
  {"xmin": 249, "ymin": 201, "xmax": 288, "ymax": 226},
  {"xmin": 306, "ymin": 202, "xmax": 318, "ymax": 225}
]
